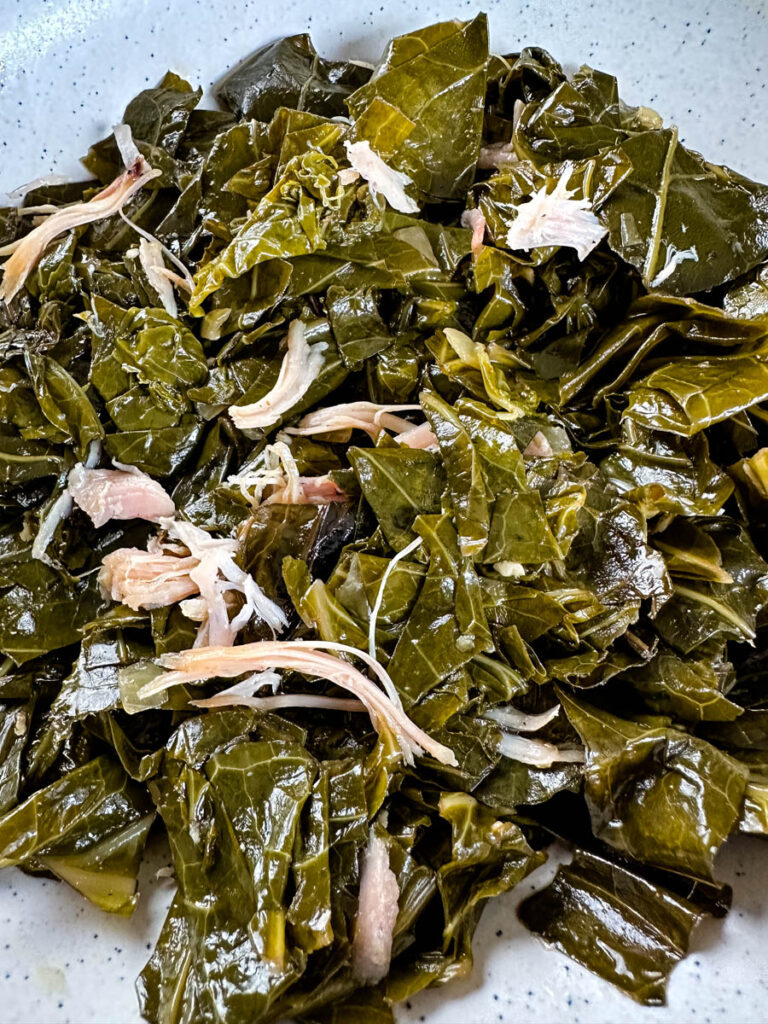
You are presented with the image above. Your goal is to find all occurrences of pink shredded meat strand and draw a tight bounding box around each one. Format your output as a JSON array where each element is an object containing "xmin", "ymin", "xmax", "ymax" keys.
[
  {"xmin": 68, "ymin": 464, "xmax": 175, "ymax": 528},
  {"xmin": 0, "ymin": 157, "xmax": 160, "ymax": 303},
  {"xmin": 264, "ymin": 474, "xmax": 346, "ymax": 505},
  {"xmin": 228, "ymin": 320, "xmax": 323, "ymax": 430},
  {"xmin": 460, "ymin": 207, "xmax": 487, "ymax": 256},
  {"xmin": 139, "ymin": 640, "xmax": 457, "ymax": 765},
  {"xmin": 287, "ymin": 401, "xmax": 422, "ymax": 441},
  {"xmin": 352, "ymin": 830, "xmax": 400, "ymax": 984},
  {"xmin": 522, "ymin": 431, "xmax": 555, "ymax": 458},
  {"xmin": 394, "ymin": 421, "xmax": 438, "ymax": 449},
  {"xmin": 99, "ymin": 548, "xmax": 199, "ymax": 610}
]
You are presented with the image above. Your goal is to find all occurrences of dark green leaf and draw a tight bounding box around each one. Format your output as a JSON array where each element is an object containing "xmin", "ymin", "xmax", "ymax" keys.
[
  {"xmin": 216, "ymin": 35, "xmax": 371, "ymax": 121},
  {"xmin": 0, "ymin": 755, "xmax": 153, "ymax": 913},
  {"xmin": 388, "ymin": 515, "xmax": 493, "ymax": 705},
  {"xmin": 559, "ymin": 689, "xmax": 748, "ymax": 879},
  {"xmin": 347, "ymin": 16, "xmax": 489, "ymax": 199},
  {"xmin": 518, "ymin": 849, "xmax": 703, "ymax": 1005},
  {"xmin": 349, "ymin": 446, "xmax": 444, "ymax": 552}
]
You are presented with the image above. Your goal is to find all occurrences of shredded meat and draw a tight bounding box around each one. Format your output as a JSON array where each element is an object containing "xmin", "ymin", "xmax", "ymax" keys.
[
  {"xmin": 460, "ymin": 207, "xmax": 487, "ymax": 256},
  {"xmin": 139, "ymin": 640, "xmax": 458, "ymax": 766},
  {"xmin": 394, "ymin": 421, "xmax": 438, "ymax": 449},
  {"xmin": 287, "ymin": 401, "xmax": 422, "ymax": 442},
  {"xmin": 68, "ymin": 463, "xmax": 175, "ymax": 528},
  {"xmin": 344, "ymin": 140, "xmax": 419, "ymax": 214},
  {"xmin": 99, "ymin": 548, "xmax": 199, "ymax": 610},
  {"xmin": 352, "ymin": 830, "xmax": 400, "ymax": 984},
  {"xmin": 505, "ymin": 168, "xmax": 607, "ymax": 261},
  {"xmin": 228, "ymin": 320, "xmax": 325, "ymax": 430},
  {"xmin": 0, "ymin": 156, "xmax": 159, "ymax": 303}
]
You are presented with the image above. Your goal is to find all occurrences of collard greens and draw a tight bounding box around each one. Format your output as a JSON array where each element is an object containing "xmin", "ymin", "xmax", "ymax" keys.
[{"xmin": 1, "ymin": 14, "xmax": 768, "ymax": 1021}]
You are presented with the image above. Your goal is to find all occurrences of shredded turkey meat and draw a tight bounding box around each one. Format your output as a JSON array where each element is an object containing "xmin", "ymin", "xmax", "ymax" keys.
[
  {"xmin": 138, "ymin": 237, "xmax": 178, "ymax": 317},
  {"xmin": 477, "ymin": 140, "xmax": 518, "ymax": 169},
  {"xmin": 228, "ymin": 320, "xmax": 325, "ymax": 430},
  {"xmin": 99, "ymin": 517, "xmax": 287, "ymax": 645},
  {"xmin": 497, "ymin": 732, "xmax": 586, "ymax": 767},
  {"xmin": 522, "ymin": 431, "xmax": 555, "ymax": 458},
  {"xmin": 0, "ymin": 152, "xmax": 159, "ymax": 303},
  {"xmin": 99, "ymin": 548, "xmax": 199, "ymax": 610},
  {"xmin": 352, "ymin": 829, "xmax": 400, "ymax": 985},
  {"xmin": 227, "ymin": 441, "xmax": 346, "ymax": 506},
  {"xmin": 138, "ymin": 639, "xmax": 457, "ymax": 766},
  {"xmin": 460, "ymin": 207, "xmax": 487, "ymax": 255},
  {"xmin": 393, "ymin": 421, "xmax": 438, "ymax": 449},
  {"xmin": 286, "ymin": 401, "xmax": 423, "ymax": 442},
  {"xmin": 344, "ymin": 140, "xmax": 419, "ymax": 214},
  {"xmin": 484, "ymin": 704, "xmax": 561, "ymax": 732},
  {"xmin": 505, "ymin": 168, "xmax": 607, "ymax": 261},
  {"xmin": 160, "ymin": 518, "xmax": 288, "ymax": 645},
  {"xmin": 68, "ymin": 462, "xmax": 175, "ymax": 528}
]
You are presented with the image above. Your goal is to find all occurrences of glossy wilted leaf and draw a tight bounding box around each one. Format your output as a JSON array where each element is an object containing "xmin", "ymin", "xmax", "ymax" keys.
[
  {"xmin": 0, "ymin": 756, "xmax": 153, "ymax": 913},
  {"xmin": 559, "ymin": 690, "xmax": 748, "ymax": 879},
  {"xmin": 346, "ymin": 16, "xmax": 489, "ymax": 199},
  {"xmin": 216, "ymin": 35, "xmax": 371, "ymax": 122},
  {"xmin": 1, "ymin": 19, "xmax": 768, "ymax": 1022},
  {"xmin": 518, "ymin": 849, "xmax": 704, "ymax": 1005},
  {"xmin": 349, "ymin": 446, "xmax": 444, "ymax": 551}
]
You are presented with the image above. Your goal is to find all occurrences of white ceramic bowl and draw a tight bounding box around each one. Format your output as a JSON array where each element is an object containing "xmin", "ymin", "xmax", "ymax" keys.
[{"xmin": 1, "ymin": 3, "xmax": 767, "ymax": 1022}]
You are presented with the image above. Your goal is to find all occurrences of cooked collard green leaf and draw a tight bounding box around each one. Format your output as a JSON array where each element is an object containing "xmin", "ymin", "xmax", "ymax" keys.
[{"xmin": 1, "ymin": 18, "xmax": 768, "ymax": 1020}]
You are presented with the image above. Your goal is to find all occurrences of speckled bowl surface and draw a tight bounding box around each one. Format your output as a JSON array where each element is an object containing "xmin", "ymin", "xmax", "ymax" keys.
[{"xmin": 1, "ymin": 2, "xmax": 768, "ymax": 1022}]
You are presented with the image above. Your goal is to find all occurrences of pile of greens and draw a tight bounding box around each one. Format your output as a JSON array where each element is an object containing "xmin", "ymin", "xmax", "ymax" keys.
[{"xmin": 2, "ymin": 14, "xmax": 768, "ymax": 1021}]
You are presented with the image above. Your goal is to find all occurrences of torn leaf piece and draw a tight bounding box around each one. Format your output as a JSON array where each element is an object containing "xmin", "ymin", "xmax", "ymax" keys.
[
  {"xmin": 0, "ymin": 755, "xmax": 154, "ymax": 915},
  {"xmin": 229, "ymin": 320, "xmax": 325, "ymax": 430},
  {"xmin": 0, "ymin": 155, "xmax": 160, "ymax": 302},
  {"xmin": 345, "ymin": 15, "xmax": 488, "ymax": 199},
  {"xmin": 344, "ymin": 140, "xmax": 419, "ymax": 214},
  {"xmin": 68, "ymin": 462, "xmax": 175, "ymax": 528},
  {"xmin": 505, "ymin": 168, "xmax": 607, "ymax": 260},
  {"xmin": 559, "ymin": 689, "xmax": 748, "ymax": 879},
  {"xmin": 438, "ymin": 792, "xmax": 545, "ymax": 954},
  {"xmin": 138, "ymin": 639, "xmax": 457, "ymax": 766},
  {"xmin": 518, "ymin": 849, "xmax": 703, "ymax": 1005},
  {"xmin": 368, "ymin": 535, "xmax": 423, "ymax": 660}
]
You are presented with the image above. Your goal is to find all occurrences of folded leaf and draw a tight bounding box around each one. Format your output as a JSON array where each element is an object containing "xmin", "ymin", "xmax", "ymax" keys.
[
  {"xmin": 518, "ymin": 849, "xmax": 703, "ymax": 1005},
  {"xmin": 216, "ymin": 35, "xmax": 371, "ymax": 121},
  {"xmin": 559, "ymin": 690, "xmax": 748, "ymax": 879},
  {"xmin": 347, "ymin": 16, "xmax": 489, "ymax": 199},
  {"xmin": 437, "ymin": 792, "xmax": 544, "ymax": 954},
  {"xmin": 0, "ymin": 756, "xmax": 153, "ymax": 913},
  {"xmin": 623, "ymin": 353, "xmax": 768, "ymax": 436}
]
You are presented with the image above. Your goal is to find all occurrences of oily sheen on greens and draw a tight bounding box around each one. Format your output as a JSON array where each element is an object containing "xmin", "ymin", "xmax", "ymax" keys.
[{"xmin": 1, "ymin": 15, "xmax": 768, "ymax": 1021}]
